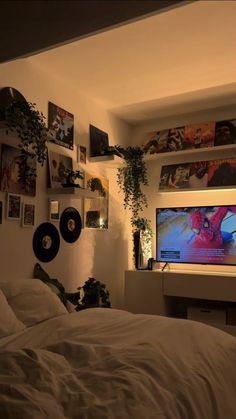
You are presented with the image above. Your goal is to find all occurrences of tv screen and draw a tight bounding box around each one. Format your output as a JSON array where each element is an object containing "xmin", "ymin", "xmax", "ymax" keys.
[{"xmin": 156, "ymin": 205, "xmax": 236, "ymax": 266}]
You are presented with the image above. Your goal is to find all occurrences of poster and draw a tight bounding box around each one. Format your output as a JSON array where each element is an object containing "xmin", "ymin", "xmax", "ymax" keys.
[
  {"xmin": 48, "ymin": 102, "xmax": 74, "ymax": 150},
  {"xmin": 159, "ymin": 157, "xmax": 236, "ymax": 190}
]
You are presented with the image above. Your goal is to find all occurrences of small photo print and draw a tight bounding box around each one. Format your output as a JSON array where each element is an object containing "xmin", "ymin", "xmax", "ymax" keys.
[
  {"xmin": 0, "ymin": 201, "xmax": 3, "ymax": 224},
  {"xmin": 49, "ymin": 199, "xmax": 60, "ymax": 221},
  {"xmin": 22, "ymin": 203, "xmax": 35, "ymax": 227},
  {"xmin": 48, "ymin": 101, "xmax": 74, "ymax": 150},
  {"xmin": 7, "ymin": 193, "xmax": 21, "ymax": 220},
  {"xmin": 77, "ymin": 145, "xmax": 87, "ymax": 164}
]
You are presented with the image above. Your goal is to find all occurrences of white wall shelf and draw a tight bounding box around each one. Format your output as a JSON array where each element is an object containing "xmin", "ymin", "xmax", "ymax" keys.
[
  {"xmin": 144, "ymin": 143, "xmax": 236, "ymax": 161},
  {"xmin": 47, "ymin": 187, "xmax": 98, "ymax": 199},
  {"xmin": 88, "ymin": 154, "xmax": 123, "ymax": 167}
]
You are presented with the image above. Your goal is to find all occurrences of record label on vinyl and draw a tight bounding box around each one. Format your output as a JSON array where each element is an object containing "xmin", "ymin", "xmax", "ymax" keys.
[
  {"xmin": 33, "ymin": 222, "xmax": 60, "ymax": 262},
  {"xmin": 60, "ymin": 207, "xmax": 82, "ymax": 243}
]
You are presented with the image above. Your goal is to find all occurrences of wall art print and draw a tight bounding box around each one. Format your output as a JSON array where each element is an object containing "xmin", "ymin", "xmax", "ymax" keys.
[
  {"xmin": 89, "ymin": 124, "xmax": 109, "ymax": 157},
  {"xmin": 84, "ymin": 173, "xmax": 109, "ymax": 229},
  {"xmin": 48, "ymin": 101, "xmax": 74, "ymax": 150},
  {"xmin": 48, "ymin": 150, "xmax": 73, "ymax": 189},
  {"xmin": 7, "ymin": 193, "xmax": 21, "ymax": 220},
  {"xmin": 22, "ymin": 203, "xmax": 35, "ymax": 227},
  {"xmin": 77, "ymin": 145, "xmax": 87, "ymax": 164},
  {"xmin": 1, "ymin": 144, "xmax": 36, "ymax": 196},
  {"xmin": 159, "ymin": 157, "xmax": 236, "ymax": 191},
  {"xmin": 143, "ymin": 119, "xmax": 236, "ymax": 155}
]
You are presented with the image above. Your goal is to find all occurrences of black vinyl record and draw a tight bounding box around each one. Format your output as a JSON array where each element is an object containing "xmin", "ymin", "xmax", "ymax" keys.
[
  {"xmin": 33, "ymin": 222, "xmax": 60, "ymax": 262},
  {"xmin": 59, "ymin": 207, "xmax": 82, "ymax": 243},
  {"xmin": 0, "ymin": 87, "xmax": 27, "ymax": 120}
]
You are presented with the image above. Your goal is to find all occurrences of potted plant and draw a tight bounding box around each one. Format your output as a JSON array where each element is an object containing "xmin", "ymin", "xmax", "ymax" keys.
[
  {"xmin": 75, "ymin": 277, "xmax": 111, "ymax": 311},
  {"xmin": 62, "ymin": 168, "xmax": 84, "ymax": 188}
]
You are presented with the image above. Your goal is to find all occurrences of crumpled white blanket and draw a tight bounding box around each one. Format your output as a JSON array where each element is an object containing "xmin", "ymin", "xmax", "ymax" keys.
[{"xmin": 0, "ymin": 308, "xmax": 236, "ymax": 419}]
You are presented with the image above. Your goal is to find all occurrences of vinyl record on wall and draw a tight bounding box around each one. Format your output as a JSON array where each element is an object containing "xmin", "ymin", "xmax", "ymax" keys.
[
  {"xmin": 0, "ymin": 87, "xmax": 27, "ymax": 120},
  {"xmin": 33, "ymin": 222, "xmax": 60, "ymax": 262},
  {"xmin": 59, "ymin": 207, "xmax": 82, "ymax": 243}
]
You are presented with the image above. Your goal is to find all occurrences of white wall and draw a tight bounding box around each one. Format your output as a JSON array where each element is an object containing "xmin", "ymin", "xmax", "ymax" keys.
[
  {"xmin": 0, "ymin": 58, "xmax": 133, "ymax": 308},
  {"xmin": 131, "ymin": 103, "xmax": 236, "ymax": 275}
]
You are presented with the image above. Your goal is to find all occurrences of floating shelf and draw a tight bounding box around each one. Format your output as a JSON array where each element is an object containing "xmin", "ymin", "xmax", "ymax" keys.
[
  {"xmin": 47, "ymin": 187, "xmax": 98, "ymax": 199},
  {"xmin": 88, "ymin": 154, "xmax": 123, "ymax": 167},
  {"xmin": 144, "ymin": 143, "xmax": 236, "ymax": 161}
]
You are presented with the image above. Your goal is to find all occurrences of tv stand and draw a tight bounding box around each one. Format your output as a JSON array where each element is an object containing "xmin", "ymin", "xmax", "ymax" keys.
[{"xmin": 124, "ymin": 270, "xmax": 236, "ymax": 336}]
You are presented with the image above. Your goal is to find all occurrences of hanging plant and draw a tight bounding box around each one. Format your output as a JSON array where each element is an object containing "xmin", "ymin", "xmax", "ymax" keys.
[
  {"xmin": 5, "ymin": 100, "xmax": 48, "ymax": 166},
  {"xmin": 106, "ymin": 144, "xmax": 153, "ymax": 267},
  {"xmin": 107, "ymin": 145, "xmax": 148, "ymax": 222}
]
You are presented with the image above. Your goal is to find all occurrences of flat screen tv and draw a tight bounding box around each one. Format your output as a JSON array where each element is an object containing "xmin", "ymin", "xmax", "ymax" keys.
[{"xmin": 156, "ymin": 205, "xmax": 236, "ymax": 266}]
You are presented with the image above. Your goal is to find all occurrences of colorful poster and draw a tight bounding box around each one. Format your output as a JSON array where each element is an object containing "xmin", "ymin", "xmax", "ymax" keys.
[
  {"xmin": 184, "ymin": 122, "xmax": 215, "ymax": 149},
  {"xmin": 1, "ymin": 144, "xmax": 36, "ymax": 196},
  {"xmin": 48, "ymin": 102, "xmax": 74, "ymax": 150},
  {"xmin": 159, "ymin": 157, "xmax": 236, "ymax": 191},
  {"xmin": 214, "ymin": 120, "xmax": 236, "ymax": 147}
]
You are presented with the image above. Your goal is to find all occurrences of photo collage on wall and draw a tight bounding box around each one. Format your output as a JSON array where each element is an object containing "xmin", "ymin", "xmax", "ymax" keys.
[
  {"xmin": 143, "ymin": 119, "xmax": 236, "ymax": 155},
  {"xmin": 159, "ymin": 157, "xmax": 236, "ymax": 191}
]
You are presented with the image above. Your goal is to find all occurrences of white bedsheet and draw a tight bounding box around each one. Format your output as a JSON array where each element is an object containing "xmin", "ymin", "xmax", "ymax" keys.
[{"xmin": 0, "ymin": 308, "xmax": 236, "ymax": 419}]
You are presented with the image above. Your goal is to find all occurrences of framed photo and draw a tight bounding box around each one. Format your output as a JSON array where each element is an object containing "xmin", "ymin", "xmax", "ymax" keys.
[
  {"xmin": 22, "ymin": 203, "xmax": 35, "ymax": 227},
  {"xmin": 48, "ymin": 101, "xmax": 74, "ymax": 150},
  {"xmin": 84, "ymin": 173, "xmax": 109, "ymax": 229},
  {"xmin": 1, "ymin": 144, "xmax": 36, "ymax": 196},
  {"xmin": 77, "ymin": 145, "xmax": 87, "ymax": 164},
  {"xmin": 49, "ymin": 199, "xmax": 60, "ymax": 221},
  {"xmin": 7, "ymin": 193, "xmax": 21, "ymax": 220},
  {"xmin": 48, "ymin": 150, "xmax": 73, "ymax": 188},
  {"xmin": 0, "ymin": 201, "xmax": 3, "ymax": 224}
]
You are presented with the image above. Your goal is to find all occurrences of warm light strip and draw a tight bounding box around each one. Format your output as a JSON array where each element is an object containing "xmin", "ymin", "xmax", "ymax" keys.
[{"xmin": 158, "ymin": 188, "xmax": 236, "ymax": 194}]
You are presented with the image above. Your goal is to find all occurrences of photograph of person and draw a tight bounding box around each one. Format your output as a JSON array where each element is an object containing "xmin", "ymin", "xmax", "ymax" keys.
[
  {"xmin": 207, "ymin": 159, "xmax": 236, "ymax": 187},
  {"xmin": 188, "ymin": 161, "xmax": 209, "ymax": 189},
  {"xmin": 214, "ymin": 120, "xmax": 236, "ymax": 147}
]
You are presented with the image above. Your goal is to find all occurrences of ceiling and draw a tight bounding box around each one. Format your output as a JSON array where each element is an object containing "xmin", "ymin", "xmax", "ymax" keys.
[
  {"xmin": 0, "ymin": 0, "xmax": 188, "ymax": 63},
  {"xmin": 1, "ymin": 0, "xmax": 236, "ymax": 125}
]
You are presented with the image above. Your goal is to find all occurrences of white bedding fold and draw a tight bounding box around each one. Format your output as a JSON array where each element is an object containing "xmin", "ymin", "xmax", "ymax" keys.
[{"xmin": 0, "ymin": 308, "xmax": 236, "ymax": 419}]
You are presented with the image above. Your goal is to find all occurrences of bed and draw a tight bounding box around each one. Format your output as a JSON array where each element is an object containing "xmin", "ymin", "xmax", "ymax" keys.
[{"xmin": 0, "ymin": 278, "xmax": 236, "ymax": 419}]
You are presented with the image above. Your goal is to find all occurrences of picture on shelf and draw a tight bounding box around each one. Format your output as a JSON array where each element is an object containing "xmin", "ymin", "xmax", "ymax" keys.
[
  {"xmin": 77, "ymin": 145, "xmax": 87, "ymax": 164},
  {"xmin": 89, "ymin": 124, "xmax": 110, "ymax": 157},
  {"xmin": 184, "ymin": 122, "xmax": 215, "ymax": 149},
  {"xmin": 214, "ymin": 120, "xmax": 236, "ymax": 147},
  {"xmin": 159, "ymin": 157, "xmax": 236, "ymax": 190},
  {"xmin": 1, "ymin": 144, "xmax": 36, "ymax": 197},
  {"xmin": 22, "ymin": 203, "xmax": 35, "ymax": 227},
  {"xmin": 142, "ymin": 118, "xmax": 236, "ymax": 155},
  {"xmin": 49, "ymin": 199, "xmax": 60, "ymax": 221},
  {"xmin": 84, "ymin": 173, "xmax": 109, "ymax": 229},
  {"xmin": 7, "ymin": 193, "xmax": 21, "ymax": 220},
  {"xmin": 207, "ymin": 158, "xmax": 236, "ymax": 187},
  {"xmin": 48, "ymin": 101, "xmax": 74, "ymax": 150},
  {"xmin": 48, "ymin": 150, "xmax": 73, "ymax": 189}
]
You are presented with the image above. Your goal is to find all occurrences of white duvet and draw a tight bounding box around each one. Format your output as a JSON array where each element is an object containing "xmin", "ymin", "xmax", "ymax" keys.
[{"xmin": 0, "ymin": 308, "xmax": 236, "ymax": 419}]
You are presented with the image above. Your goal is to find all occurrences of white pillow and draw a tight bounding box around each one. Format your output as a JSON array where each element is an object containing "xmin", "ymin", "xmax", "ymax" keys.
[
  {"xmin": 0, "ymin": 279, "xmax": 67, "ymax": 327},
  {"xmin": 0, "ymin": 289, "xmax": 26, "ymax": 338}
]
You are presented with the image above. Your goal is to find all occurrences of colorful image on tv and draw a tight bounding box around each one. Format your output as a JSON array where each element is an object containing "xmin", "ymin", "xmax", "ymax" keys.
[{"xmin": 156, "ymin": 205, "xmax": 236, "ymax": 265}]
